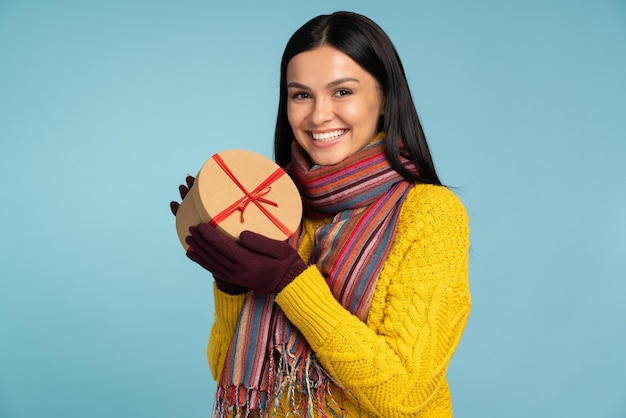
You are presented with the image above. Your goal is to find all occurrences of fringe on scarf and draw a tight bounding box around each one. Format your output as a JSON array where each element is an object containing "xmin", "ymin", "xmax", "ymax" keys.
[{"xmin": 212, "ymin": 346, "xmax": 348, "ymax": 418}]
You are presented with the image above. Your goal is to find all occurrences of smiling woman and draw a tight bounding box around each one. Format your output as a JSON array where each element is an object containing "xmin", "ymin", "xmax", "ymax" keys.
[{"xmin": 171, "ymin": 10, "xmax": 470, "ymax": 417}]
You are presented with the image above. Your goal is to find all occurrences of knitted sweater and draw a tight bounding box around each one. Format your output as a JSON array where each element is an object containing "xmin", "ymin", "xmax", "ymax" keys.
[{"xmin": 207, "ymin": 184, "xmax": 471, "ymax": 417}]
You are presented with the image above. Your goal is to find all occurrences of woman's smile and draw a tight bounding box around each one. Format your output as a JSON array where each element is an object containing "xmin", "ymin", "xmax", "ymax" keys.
[{"xmin": 310, "ymin": 129, "xmax": 348, "ymax": 142}]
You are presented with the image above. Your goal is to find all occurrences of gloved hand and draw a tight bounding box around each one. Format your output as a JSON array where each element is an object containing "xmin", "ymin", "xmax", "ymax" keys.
[
  {"xmin": 186, "ymin": 223, "xmax": 307, "ymax": 295},
  {"xmin": 170, "ymin": 175, "xmax": 249, "ymax": 295},
  {"xmin": 169, "ymin": 175, "xmax": 195, "ymax": 216}
]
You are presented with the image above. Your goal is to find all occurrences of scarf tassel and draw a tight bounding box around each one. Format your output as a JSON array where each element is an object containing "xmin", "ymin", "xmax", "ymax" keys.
[{"xmin": 213, "ymin": 346, "xmax": 347, "ymax": 417}]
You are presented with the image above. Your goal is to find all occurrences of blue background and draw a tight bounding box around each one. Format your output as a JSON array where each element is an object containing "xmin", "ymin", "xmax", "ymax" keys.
[{"xmin": 1, "ymin": 1, "xmax": 625, "ymax": 417}]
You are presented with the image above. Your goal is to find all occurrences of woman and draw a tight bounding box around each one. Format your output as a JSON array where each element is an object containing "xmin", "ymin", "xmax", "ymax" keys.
[{"xmin": 171, "ymin": 11, "xmax": 470, "ymax": 417}]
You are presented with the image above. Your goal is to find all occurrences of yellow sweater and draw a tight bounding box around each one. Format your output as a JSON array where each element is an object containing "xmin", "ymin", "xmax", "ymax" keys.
[{"xmin": 207, "ymin": 184, "xmax": 471, "ymax": 417}]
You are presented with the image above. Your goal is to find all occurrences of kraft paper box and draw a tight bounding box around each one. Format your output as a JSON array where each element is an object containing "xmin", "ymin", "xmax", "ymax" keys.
[{"xmin": 175, "ymin": 149, "xmax": 303, "ymax": 249}]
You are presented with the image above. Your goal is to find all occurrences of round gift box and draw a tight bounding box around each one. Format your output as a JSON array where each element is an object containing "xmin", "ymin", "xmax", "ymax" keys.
[{"xmin": 175, "ymin": 149, "xmax": 303, "ymax": 249}]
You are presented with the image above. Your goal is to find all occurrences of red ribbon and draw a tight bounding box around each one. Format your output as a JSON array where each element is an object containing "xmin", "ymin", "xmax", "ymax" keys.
[{"xmin": 208, "ymin": 153, "xmax": 293, "ymax": 237}]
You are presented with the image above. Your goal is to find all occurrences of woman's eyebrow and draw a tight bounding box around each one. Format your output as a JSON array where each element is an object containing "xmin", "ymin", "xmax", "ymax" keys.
[
  {"xmin": 287, "ymin": 81, "xmax": 309, "ymax": 89},
  {"xmin": 326, "ymin": 77, "xmax": 359, "ymax": 88},
  {"xmin": 287, "ymin": 77, "xmax": 360, "ymax": 90}
]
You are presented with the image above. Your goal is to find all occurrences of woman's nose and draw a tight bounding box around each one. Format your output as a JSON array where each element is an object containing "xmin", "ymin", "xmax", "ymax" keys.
[{"xmin": 310, "ymin": 98, "xmax": 334, "ymax": 125}]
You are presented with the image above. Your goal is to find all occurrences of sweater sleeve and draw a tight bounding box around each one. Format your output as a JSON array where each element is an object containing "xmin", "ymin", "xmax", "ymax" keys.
[
  {"xmin": 206, "ymin": 282, "xmax": 248, "ymax": 380},
  {"xmin": 274, "ymin": 185, "xmax": 471, "ymax": 416}
]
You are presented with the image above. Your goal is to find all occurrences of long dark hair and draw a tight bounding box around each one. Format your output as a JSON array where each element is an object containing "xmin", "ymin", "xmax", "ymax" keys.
[{"xmin": 274, "ymin": 11, "xmax": 442, "ymax": 185}]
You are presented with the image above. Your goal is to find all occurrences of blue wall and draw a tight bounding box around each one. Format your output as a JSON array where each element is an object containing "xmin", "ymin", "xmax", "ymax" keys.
[{"xmin": 1, "ymin": 1, "xmax": 624, "ymax": 417}]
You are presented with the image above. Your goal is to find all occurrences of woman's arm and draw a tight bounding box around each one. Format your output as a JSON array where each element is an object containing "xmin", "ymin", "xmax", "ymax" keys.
[{"xmin": 275, "ymin": 184, "xmax": 471, "ymax": 416}]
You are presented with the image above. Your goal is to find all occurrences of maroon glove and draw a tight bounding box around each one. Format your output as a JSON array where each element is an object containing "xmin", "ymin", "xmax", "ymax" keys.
[
  {"xmin": 170, "ymin": 175, "xmax": 249, "ymax": 295},
  {"xmin": 186, "ymin": 223, "xmax": 306, "ymax": 295},
  {"xmin": 169, "ymin": 175, "xmax": 195, "ymax": 217}
]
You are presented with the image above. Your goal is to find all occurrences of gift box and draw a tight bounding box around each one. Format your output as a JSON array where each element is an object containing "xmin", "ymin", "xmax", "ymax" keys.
[{"xmin": 175, "ymin": 149, "xmax": 303, "ymax": 249}]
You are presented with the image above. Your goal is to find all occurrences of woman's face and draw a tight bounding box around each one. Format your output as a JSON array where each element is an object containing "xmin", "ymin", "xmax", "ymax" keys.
[{"xmin": 286, "ymin": 45, "xmax": 385, "ymax": 166}]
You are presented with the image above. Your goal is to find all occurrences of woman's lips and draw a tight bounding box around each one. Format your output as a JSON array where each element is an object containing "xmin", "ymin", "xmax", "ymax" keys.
[{"xmin": 311, "ymin": 129, "xmax": 347, "ymax": 142}]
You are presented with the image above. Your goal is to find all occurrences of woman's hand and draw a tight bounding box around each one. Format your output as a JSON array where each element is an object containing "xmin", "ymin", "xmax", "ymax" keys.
[
  {"xmin": 170, "ymin": 175, "xmax": 249, "ymax": 295},
  {"xmin": 186, "ymin": 223, "xmax": 307, "ymax": 295}
]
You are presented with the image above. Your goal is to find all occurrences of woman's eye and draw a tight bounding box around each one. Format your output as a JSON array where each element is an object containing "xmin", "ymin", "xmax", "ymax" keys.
[
  {"xmin": 334, "ymin": 89, "xmax": 352, "ymax": 97},
  {"xmin": 291, "ymin": 92, "xmax": 310, "ymax": 100}
]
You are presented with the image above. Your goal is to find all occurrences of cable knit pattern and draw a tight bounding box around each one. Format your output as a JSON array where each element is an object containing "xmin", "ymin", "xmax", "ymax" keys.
[{"xmin": 207, "ymin": 184, "xmax": 470, "ymax": 417}]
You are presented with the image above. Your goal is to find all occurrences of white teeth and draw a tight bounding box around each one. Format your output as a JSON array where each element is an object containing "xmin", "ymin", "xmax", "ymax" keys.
[{"xmin": 312, "ymin": 130, "xmax": 345, "ymax": 141}]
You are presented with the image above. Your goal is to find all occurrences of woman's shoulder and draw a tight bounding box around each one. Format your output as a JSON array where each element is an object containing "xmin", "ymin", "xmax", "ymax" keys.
[{"xmin": 401, "ymin": 183, "xmax": 468, "ymax": 224}]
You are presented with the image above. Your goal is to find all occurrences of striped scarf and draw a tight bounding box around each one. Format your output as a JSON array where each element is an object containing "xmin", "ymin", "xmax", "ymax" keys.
[{"xmin": 214, "ymin": 134, "xmax": 416, "ymax": 417}]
